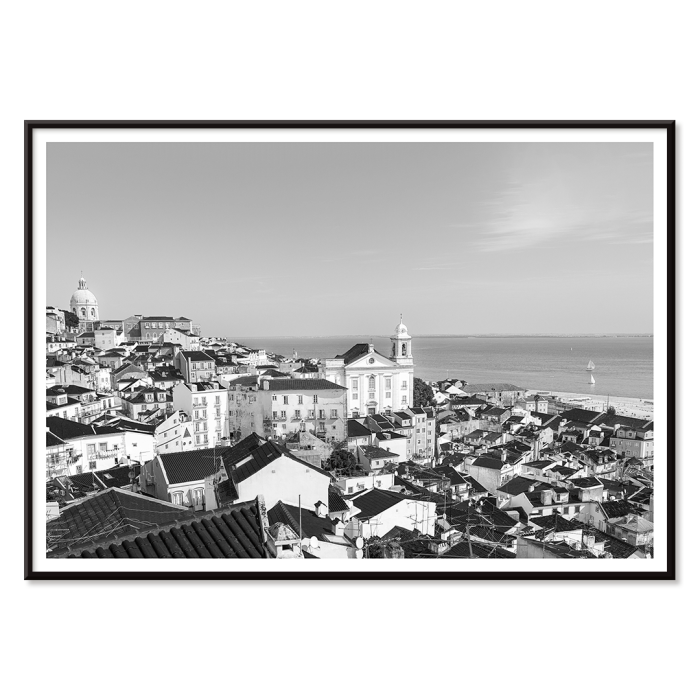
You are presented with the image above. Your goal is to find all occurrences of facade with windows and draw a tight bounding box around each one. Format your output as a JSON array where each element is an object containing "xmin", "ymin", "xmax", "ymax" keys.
[
  {"xmin": 228, "ymin": 377, "xmax": 347, "ymax": 443},
  {"xmin": 154, "ymin": 409, "xmax": 195, "ymax": 454},
  {"xmin": 172, "ymin": 381, "xmax": 229, "ymax": 449},
  {"xmin": 174, "ymin": 350, "xmax": 217, "ymax": 383},
  {"xmin": 45, "ymin": 416, "xmax": 155, "ymax": 478},
  {"xmin": 141, "ymin": 448, "xmax": 223, "ymax": 511},
  {"xmin": 609, "ymin": 422, "xmax": 654, "ymax": 460},
  {"xmin": 322, "ymin": 318, "xmax": 414, "ymax": 418}
]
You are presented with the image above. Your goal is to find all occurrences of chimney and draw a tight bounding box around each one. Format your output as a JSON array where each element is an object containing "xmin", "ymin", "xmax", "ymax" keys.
[
  {"xmin": 332, "ymin": 518, "xmax": 345, "ymax": 536},
  {"xmin": 263, "ymin": 380, "xmax": 269, "ymax": 391},
  {"xmin": 315, "ymin": 501, "xmax": 328, "ymax": 518},
  {"xmin": 368, "ymin": 343, "xmax": 374, "ymax": 353},
  {"xmin": 501, "ymin": 448, "xmax": 507, "ymax": 462}
]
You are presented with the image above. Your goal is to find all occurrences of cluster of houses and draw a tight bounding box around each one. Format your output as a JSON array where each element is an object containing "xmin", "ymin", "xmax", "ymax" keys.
[{"xmin": 44, "ymin": 289, "xmax": 655, "ymax": 561}]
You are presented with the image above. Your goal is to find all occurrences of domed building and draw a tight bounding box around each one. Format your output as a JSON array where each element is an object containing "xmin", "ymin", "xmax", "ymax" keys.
[{"xmin": 69, "ymin": 276, "xmax": 100, "ymax": 332}]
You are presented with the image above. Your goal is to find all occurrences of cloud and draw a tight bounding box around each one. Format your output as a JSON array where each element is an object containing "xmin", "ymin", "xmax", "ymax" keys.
[{"xmin": 453, "ymin": 179, "xmax": 654, "ymax": 254}]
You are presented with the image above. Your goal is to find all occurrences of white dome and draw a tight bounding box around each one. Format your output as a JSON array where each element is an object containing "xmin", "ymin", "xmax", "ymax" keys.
[
  {"xmin": 69, "ymin": 276, "xmax": 99, "ymax": 320},
  {"xmin": 70, "ymin": 288, "xmax": 98, "ymax": 307}
]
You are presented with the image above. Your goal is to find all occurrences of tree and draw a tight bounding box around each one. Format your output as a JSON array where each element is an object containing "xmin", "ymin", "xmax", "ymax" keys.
[
  {"xmin": 61, "ymin": 309, "xmax": 79, "ymax": 329},
  {"xmin": 606, "ymin": 405, "xmax": 617, "ymax": 417},
  {"xmin": 328, "ymin": 447, "xmax": 357, "ymax": 474},
  {"xmin": 413, "ymin": 377, "xmax": 435, "ymax": 407}
]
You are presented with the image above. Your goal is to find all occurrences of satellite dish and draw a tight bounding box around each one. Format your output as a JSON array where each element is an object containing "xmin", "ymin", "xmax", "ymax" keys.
[
  {"xmin": 301, "ymin": 538, "xmax": 310, "ymax": 548},
  {"xmin": 309, "ymin": 536, "xmax": 319, "ymax": 549},
  {"xmin": 355, "ymin": 537, "xmax": 364, "ymax": 550}
]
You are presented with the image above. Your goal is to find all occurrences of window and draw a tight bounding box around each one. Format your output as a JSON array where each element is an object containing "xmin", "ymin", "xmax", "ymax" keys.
[
  {"xmin": 195, "ymin": 410, "xmax": 199, "ymax": 420},
  {"xmin": 273, "ymin": 411, "xmax": 278, "ymax": 420},
  {"xmin": 402, "ymin": 395, "xmax": 407, "ymax": 404},
  {"xmin": 196, "ymin": 435, "xmax": 201, "ymax": 444},
  {"xmin": 280, "ymin": 411, "xmax": 287, "ymax": 419},
  {"xmin": 295, "ymin": 410, "xmax": 301, "ymax": 419},
  {"xmin": 87, "ymin": 444, "xmax": 96, "ymax": 456},
  {"xmin": 89, "ymin": 461, "xmax": 97, "ymax": 470},
  {"xmin": 283, "ymin": 395, "xmax": 289, "ymax": 404},
  {"xmin": 298, "ymin": 395, "xmax": 303, "ymax": 404},
  {"xmin": 272, "ymin": 395, "xmax": 277, "ymax": 402},
  {"xmin": 352, "ymin": 379, "xmax": 359, "ymax": 390},
  {"xmin": 215, "ymin": 395, "xmax": 220, "ymax": 405},
  {"xmin": 368, "ymin": 376, "xmax": 376, "ymax": 390},
  {"xmin": 385, "ymin": 392, "xmax": 391, "ymax": 399},
  {"xmin": 385, "ymin": 378, "xmax": 391, "ymax": 390},
  {"xmin": 319, "ymin": 422, "xmax": 325, "ymax": 431},
  {"xmin": 282, "ymin": 424, "xmax": 287, "ymax": 430},
  {"xmin": 401, "ymin": 381, "xmax": 408, "ymax": 390},
  {"xmin": 352, "ymin": 393, "xmax": 358, "ymax": 400},
  {"xmin": 99, "ymin": 442, "xmax": 107, "ymax": 452},
  {"xmin": 313, "ymin": 395, "xmax": 318, "ymax": 404},
  {"xmin": 172, "ymin": 492, "xmax": 184, "ymax": 505},
  {"xmin": 319, "ymin": 409, "xmax": 325, "ymax": 419},
  {"xmin": 331, "ymin": 409, "xmax": 338, "ymax": 419}
]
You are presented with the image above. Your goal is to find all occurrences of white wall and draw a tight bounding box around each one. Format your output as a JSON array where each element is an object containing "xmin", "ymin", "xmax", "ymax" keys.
[{"xmin": 235, "ymin": 454, "xmax": 330, "ymax": 510}]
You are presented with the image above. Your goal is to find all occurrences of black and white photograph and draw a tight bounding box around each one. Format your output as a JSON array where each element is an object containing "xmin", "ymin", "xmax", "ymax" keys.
[
  {"xmin": 26, "ymin": 121, "xmax": 673, "ymax": 578},
  {"xmin": 10, "ymin": 2, "xmax": 700, "ymax": 698}
]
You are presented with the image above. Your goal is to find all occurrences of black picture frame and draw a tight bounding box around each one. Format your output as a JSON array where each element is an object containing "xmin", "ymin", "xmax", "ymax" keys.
[{"xmin": 25, "ymin": 120, "xmax": 676, "ymax": 580}]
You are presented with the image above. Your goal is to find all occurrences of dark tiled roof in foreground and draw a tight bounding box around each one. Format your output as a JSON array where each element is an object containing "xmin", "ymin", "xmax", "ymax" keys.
[
  {"xmin": 47, "ymin": 488, "xmax": 188, "ymax": 554},
  {"xmin": 63, "ymin": 501, "xmax": 270, "ymax": 559}
]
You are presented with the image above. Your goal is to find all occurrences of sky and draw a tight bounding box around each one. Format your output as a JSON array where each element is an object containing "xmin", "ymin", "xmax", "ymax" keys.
[{"xmin": 47, "ymin": 140, "xmax": 653, "ymax": 337}]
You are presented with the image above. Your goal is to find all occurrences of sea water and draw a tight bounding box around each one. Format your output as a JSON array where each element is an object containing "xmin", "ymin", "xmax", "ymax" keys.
[{"xmin": 229, "ymin": 335, "xmax": 654, "ymax": 400}]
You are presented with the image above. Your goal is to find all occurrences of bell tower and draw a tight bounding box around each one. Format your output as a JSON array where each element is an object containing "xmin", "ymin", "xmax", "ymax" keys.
[{"xmin": 390, "ymin": 314, "xmax": 413, "ymax": 366}]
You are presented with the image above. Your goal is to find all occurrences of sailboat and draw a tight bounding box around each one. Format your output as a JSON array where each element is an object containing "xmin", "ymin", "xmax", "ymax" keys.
[{"xmin": 587, "ymin": 359, "xmax": 595, "ymax": 384}]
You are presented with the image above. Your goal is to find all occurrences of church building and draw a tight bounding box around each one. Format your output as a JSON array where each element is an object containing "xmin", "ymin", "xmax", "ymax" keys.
[
  {"xmin": 69, "ymin": 276, "xmax": 100, "ymax": 333},
  {"xmin": 322, "ymin": 317, "xmax": 414, "ymax": 417}
]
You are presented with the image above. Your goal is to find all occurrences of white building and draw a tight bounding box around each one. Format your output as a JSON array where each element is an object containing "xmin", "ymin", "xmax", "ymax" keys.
[
  {"xmin": 154, "ymin": 410, "xmax": 195, "ymax": 454},
  {"xmin": 322, "ymin": 317, "xmax": 414, "ymax": 417},
  {"xmin": 172, "ymin": 381, "xmax": 229, "ymax": 449}
]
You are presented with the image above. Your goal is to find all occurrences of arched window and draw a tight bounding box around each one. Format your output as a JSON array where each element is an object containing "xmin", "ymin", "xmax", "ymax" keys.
[
  {"xmin": 368, "ymin": 375, "xmax": 376, "ymax": 390},
  {"xmin": 90, "ymin": 308, "xmax": 95, "ymax": 318},
  {"xmin": 80, "ymin": 307, "xmax": 86, "ymax": 317},
  {"xmin": 401, "ymin": 343, "xmax": 407, "ymax": 356}
]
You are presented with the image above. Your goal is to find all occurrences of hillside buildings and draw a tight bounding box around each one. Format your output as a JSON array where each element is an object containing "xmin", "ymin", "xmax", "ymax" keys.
[{"xmin": 44, "ymin": 277, "xmax": 655, "ymax": 561}]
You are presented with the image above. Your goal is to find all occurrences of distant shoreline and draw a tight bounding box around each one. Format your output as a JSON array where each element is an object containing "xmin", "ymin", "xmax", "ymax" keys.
[
  {"xmin": 528, "ymin": 389, "xmax": 654, "ymax": 419},
  {"xmin": 228, "ymin": 333, "xmax": 653, "ymax": 340}
]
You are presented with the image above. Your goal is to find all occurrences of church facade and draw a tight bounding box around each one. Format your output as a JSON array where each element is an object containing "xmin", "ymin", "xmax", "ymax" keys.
[{"xmin": 322, "ymin": 318, "xmax": 414, "ymax": 417}]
